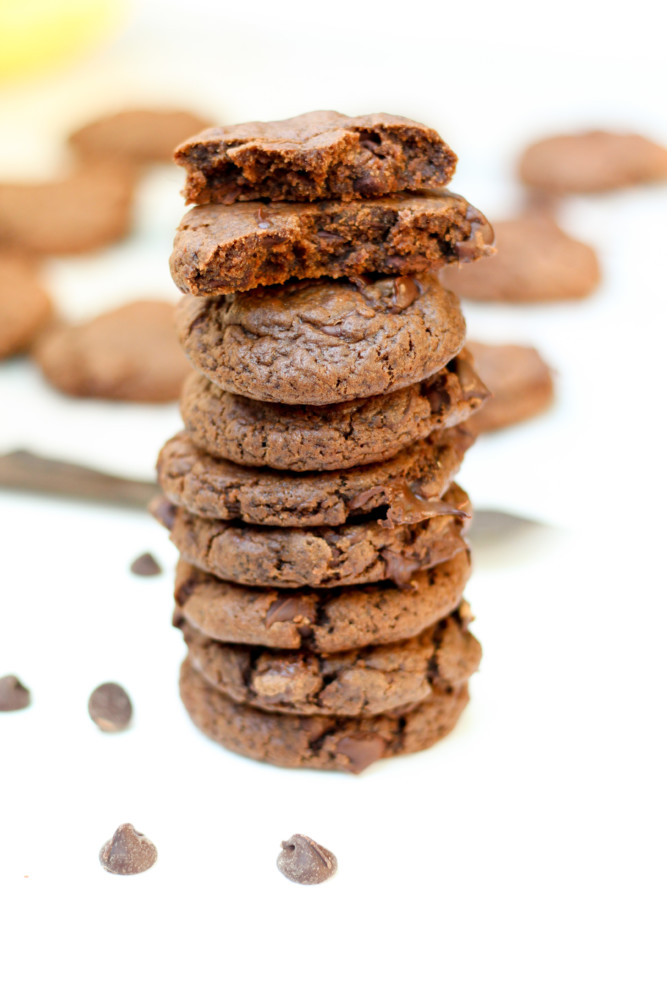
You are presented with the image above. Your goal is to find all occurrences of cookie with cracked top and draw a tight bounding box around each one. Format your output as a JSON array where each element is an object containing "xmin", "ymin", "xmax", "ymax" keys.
[
  {"xmin": 440, "ymin": 214, "xmax": 600, "ymax": 302},
  {"xmin": 180, "ymin": 604, "xmax": 480, "ymax": 716},
  {"xmin": 180, "ymin": 351, "xmax": 487, "ymax": 471},
  {"xmin": 0, "ymin": 164, "xmax": 134, "ymax": 255},
  {"xmin": 170, "ymin": 191, "xmax": 494, "ymax": 296},
  {"xmin": 33, "ymin": 300, "xmax": 191, "ymax": 402},
  {"xmin": 0, "ymin": 252, "xmax": 52, "ymax": 359},
  {"xmin": 465, "ymin": 341, "xmax": 555, "ymax": 433},
  {"xmin": 518, "ymin": 130, "xmax": 667, "ymax": 194},
  {"xmin": 175, "ymin": 110, "xmax": 457, "ymax": 204},
  {"xmin": 173, "ymin": 547, "xmax": 471, "ymax": 653},
  {"xmin": 161, "ymin": 482, "xmax": 470, "ymax": 589},
  {"xmin": 157, "ymin": 425, "xmax": 474, "ymax": 526},
  {"xmin": 70, "ymin": 107, "xmax": 211, "ymax": 166},
  {"xmin": 176, "ymin": 272, "xmax": 465, "ymax": 405},
  {"xmin": 180, "ymin": 656, "xmax": 470, "ymax": 772}
]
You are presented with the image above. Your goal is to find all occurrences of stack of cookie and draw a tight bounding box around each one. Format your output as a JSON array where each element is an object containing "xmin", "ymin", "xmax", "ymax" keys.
[{"xmin": 155, "ymin": 111, "xmax": 494, "ymax": 773}]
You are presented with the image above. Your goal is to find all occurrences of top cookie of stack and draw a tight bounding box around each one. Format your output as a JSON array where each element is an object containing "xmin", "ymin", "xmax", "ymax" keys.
[{"xmin": 169, "ymin": 110, "xmax": 493, "ymax": 296}]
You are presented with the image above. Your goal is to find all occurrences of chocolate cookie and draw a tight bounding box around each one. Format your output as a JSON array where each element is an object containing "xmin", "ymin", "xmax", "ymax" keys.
[
  {"xmin": 180, "ymin": 656, "xmax": 470, "ymax": 772},
  {"xmin": 0, "ymin": 164, "xmax": 134, "ymax": 255},
  {"xmin": 518, "ymin": 130, "xmax": 667, "ymax": 194},
  {"xmin": 173, "ymin": 547, "xmax": 471, "ymax": 653},
  {"xmin": 180, "ymin": 604, "xmax": 480, "ymax": 716},
  {"xmin": 175, "ymin": 110, "xmax": 457, "ymax": 204},
  {"xmin": 440, "ymin": 214, "xmax": 600, "ymax": 302},
  {"xmin": 157, "ymin": 425, "xmax": 474, "ymax": 526},
  {"xmin": 164, "ymin": 483, "xmax": 470, "ymax": 588},
  {"xmin": 33, "ymin": 300, "xmax": 191, "ymax": 402},
  {"xmin": 170, "ymin": 192, "xmax": 494, "ymax": 296},
  {"xmin": 180, "ymin": 351, "xmax": 487, "ymax": 471},
  {"xmin": 465, "ymin": 341, "xmax": 555, "ymax": 433},
  {"xmin": 70, "ymin": 108, "xmax": 211, "ymax": 166},
  {"xmin": 176, "ymin": 273, "xmax": 465, "ymax": 404},
  {"xmin": 0, "ymin": 252, "xmax": 52, "ymax": 358}
]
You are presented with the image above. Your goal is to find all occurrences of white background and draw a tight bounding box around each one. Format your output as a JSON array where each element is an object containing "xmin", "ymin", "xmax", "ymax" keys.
[{"xmin": 1, "ymin": 2, "xmax": 666, "ymax": 997}]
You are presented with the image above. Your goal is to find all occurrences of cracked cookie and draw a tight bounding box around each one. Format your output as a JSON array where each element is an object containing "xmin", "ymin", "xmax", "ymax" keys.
[
  {"xmin": 170, "ymin": 191, "xmax": 494, "ymax": 296},
  {"xmin": 175, "ymin": 110, "xmax": 457, "ymax": 204},
  {"xmin": 179, "ymin": 350, "xmax": 487, "ymax": 471},
  {"xmin": 157, "ymin": 425, "xmax": 474, "ymax": 526},
  {"xmin": 180, "ymin": 655, "xmax": 470, "ymax": 772},
  {"xmin": 162, "ymin": 483, "xmax": 470, "ymax": 588},
  {"xmin": 176, "ymin": 272, "xmax": 465, "ymax": 404},
  {"xmin": 179, "ymin": 604, "xmax": 480, "ymax": 716},
  {"xmin": 173, "ymin": 547, "xmax": 471, "ymax": 653}
]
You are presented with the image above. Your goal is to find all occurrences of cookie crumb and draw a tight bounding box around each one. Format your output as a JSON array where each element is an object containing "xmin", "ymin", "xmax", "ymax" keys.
[
  {"xmin": 277, "ymin": 834, "xmax": 337, "ymax": 885},
  {"xmin": 88, "ymin": 682, "xmax": 133, "ymax": 732},
  {"xmin": 99, "ymin": 823, "xmax": 157, "ymax": 875}
]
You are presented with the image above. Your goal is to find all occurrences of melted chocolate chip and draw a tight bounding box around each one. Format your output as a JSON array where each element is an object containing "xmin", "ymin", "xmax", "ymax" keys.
[
  {"xmin": 130, "ymin": 552, "xmax": 162, "ymax": 577},
  {"xmin": 149, "ymin": 495, "xmax": 177, "ymax": 530},
  {"xmin": 88, "ymin": 682, "xmax": 133, "ymax": 733},
  {"xmin": 99, "ymin": 823, "xmax": 157, "ymax": 875},
  {"xmin": 276, "ymin": 834, "xmax": 337, "ymax": 885},
  {"xmin": 337, "ymin": 735, "xmax": 387, "ymax": 773},
  {"xmin": 391, "ymin": 275, "xmax": 420, "ymax": 311},
  {"xmin": 383, "ymin": 484, "xmax": 471, "ymax": 527},
  {"xmin": 315, "ymin": 230, "xmax": 345, "ymax": 244},
  {"xmin": 381, "ymin": 549, "xmax": 423, "ymax": 587},
  {"xmin": 265, "ymin": 595, "xmax": 314, "ymax": 629},
  {"xmin": 454, "ymin": 204, "xmax": 495, "ymax": 261},
  {"xmin": 0, "ymin": 674, "xmax": 31, "ymax": 712}
]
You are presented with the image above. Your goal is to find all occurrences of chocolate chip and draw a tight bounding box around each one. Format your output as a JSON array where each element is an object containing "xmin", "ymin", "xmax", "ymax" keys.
[
  {"xmin": 130, "ymin": 552, "xmax": 162, "ymax": 577},
  {"xmin": 337, "ymin": 735, "xmax": 387, "ymax": 773},
  {"xmin": 265, "ymin": 595, "xmax": 314, "ymax": 629},
  {"xmin": 88, "ymin": 682, "xmax": 133, "ymax": 732},
  {"xmin": 381, "ymin": 549, "xmax": 423, "ymax": 587},
  {"xmin": 99, "ymin": 823, "xmax": 157, "ymax": 875},
  {"xmin": 0, "ymin": 675, "xmax": 31, "ymax": 712},
  {"xmin": 276, "ymin": 834, "xmax": 337, "ymax": 885}
]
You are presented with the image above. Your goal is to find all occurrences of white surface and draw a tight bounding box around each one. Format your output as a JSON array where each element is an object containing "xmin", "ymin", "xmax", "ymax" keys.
[{"xmin": 1, "ymin": 3, "xmax": 666, "ymax": 998}]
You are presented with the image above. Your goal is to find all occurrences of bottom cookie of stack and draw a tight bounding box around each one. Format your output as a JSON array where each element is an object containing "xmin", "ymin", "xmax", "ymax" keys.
[{"xmin": 178, "ymin": 606, "xmax": 480, "ymax": 773}]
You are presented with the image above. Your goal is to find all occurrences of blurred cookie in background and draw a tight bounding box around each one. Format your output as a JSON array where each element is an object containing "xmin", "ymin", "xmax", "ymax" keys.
[
  {"xmin": 0, "ymin": 252, "xmax": 52, "ymax": 358},
  {"xmin": 519, "ymin": 130, "xmax": 667, "ymax": 194},
  {"xmin": 69, "ymin": 108, "xmax": 212, "ymax": 168},
  {"xmin": 0, "ymin": 163, "xmax": 134, "ymax": 255},
  {"xmin": 33, "ymin": 299, "xmax": 190, "ymax": 402},
  {"xmin": 465, "ymin": 341, "xmax": 555, "ymax": 433},
  {"xmin": 440, "ymin": 214, "xmax": 600, "ymax": 302}
]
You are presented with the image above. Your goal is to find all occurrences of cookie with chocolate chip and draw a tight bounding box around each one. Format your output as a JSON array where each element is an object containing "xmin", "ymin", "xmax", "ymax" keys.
[
  {"xmin": 170, "ymin": 191, "xmax": 494, "ymax": 296},
  {"xmin": 163, "ymin": 483, "xmax": 470, "ymax": 588},
  {"xmin": 180, "ymin": 604, "xmax": 479, "ymax": 717},
  {"xmin": 179, "ymin": 350, "xmax": 487, "ymax": 471},
  {"xmin": 175, "ymin": 110, "xmax": 457, "ymax": 204},
  {"xmin": 176, "ymin": 273, "xmax": 465, "ymax": 404},
  {"xmin": 173, "ymin": 547, "xmax": 471, "ymax": 653},
  {"xmin": 157, "ymin": 424, "xmax": 473, "ymax": 526},
  {"xmin": 180, "ymin": 655, "xmax": 470, "ymax": 772}
]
